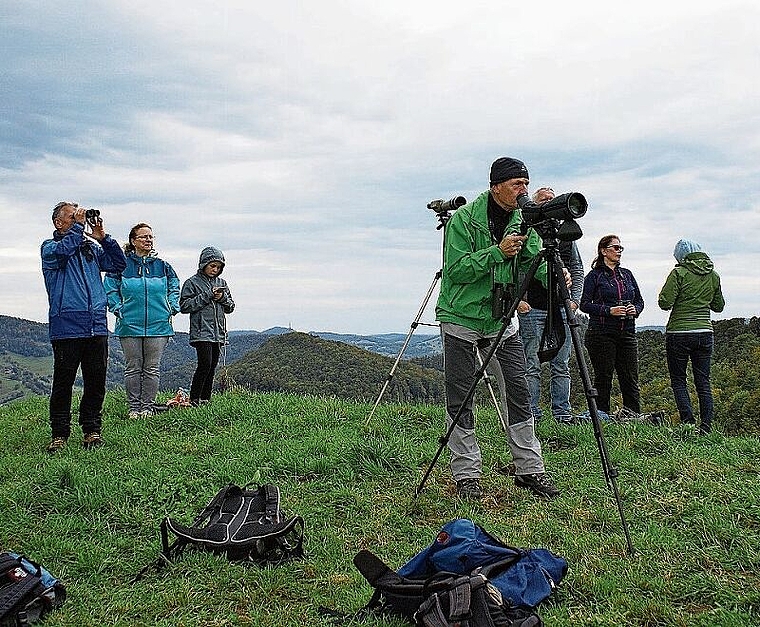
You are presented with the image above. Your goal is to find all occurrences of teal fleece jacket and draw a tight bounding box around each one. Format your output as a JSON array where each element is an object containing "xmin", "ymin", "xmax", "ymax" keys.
[
  {"xmin": 658, "ymin": 251, "xmax": 725, "ymax": 332},
  {"xmin": 104, "ymin": 252, "xmax": 180, "ymax": 337}
]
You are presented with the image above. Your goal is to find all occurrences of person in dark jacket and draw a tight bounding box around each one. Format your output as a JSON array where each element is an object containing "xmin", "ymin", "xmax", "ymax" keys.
[
  {"xmin": 580, "ymin": 234, "xmax": 644, "ymax": 416},
  {"xmin": 41, "ymin": 201, "xmax": 127, "ymax": 453},
  {"xmin": 104, "ymin": 223, "xmax": 181, "ymax": 418},
  {"xmin": 517, "ymin": 186, "xmax": 584, "ymax": 424},
  {"xmin": 179, "ymin": 246, "xmax": 235, "ymax": 405},
  {"xmin": 658, "ymin": 239, "xmax": 725, "ymax": 434}
]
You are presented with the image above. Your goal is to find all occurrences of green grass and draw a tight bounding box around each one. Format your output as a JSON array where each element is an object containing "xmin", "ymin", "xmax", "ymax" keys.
[{"xmin": 2, "ymin": 389, "xmax": 759, "ymax": 626}]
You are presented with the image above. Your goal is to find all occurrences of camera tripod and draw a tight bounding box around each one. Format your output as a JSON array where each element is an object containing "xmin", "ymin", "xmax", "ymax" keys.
[{"xmin": 415, "ymin": 219, "xmax": 635, "ymax": 556}]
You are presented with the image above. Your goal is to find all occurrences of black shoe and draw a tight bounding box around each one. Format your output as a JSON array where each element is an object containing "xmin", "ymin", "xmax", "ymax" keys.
[
  {"xmin": 83, "ymin": 432, "xmax": 105, "ymax": 450},
  {"xmin": 514, "ymin": 473, "xmax": 560, "ymax": 499},
  {"xmin": 456, "ymin": 478, "xmax": 483, "ymax": 499}
]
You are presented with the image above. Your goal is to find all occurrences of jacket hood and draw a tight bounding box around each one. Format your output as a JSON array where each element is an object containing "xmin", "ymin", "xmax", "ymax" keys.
[
  {"xmin": 673, "ymin": 239, "xmax": 701, "ymax": 263},
  {"xmin": 680, "ymin": 251, "xmax": 714, "ymax": 275},
  {"xmin": 198, "ymin": 246, "xmax": 225, "ymax": 274}
]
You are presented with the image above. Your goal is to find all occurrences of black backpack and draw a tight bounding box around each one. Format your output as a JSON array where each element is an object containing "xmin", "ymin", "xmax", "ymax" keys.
[
  {"xmin": 0, "ymin": 553, "xmax": 66, "ymax": 627},
  {"xmin": 352, "ymin": 550, "xmax": 542, "ymax": 627},
  {"xmin": 162, "ymin": 483, "xmax": 304, "ymax": 564}
]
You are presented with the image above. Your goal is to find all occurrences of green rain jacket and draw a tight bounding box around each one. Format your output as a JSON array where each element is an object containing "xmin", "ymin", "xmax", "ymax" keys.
[
  {"xmin": 436, "ymin": 190, "xmax": 545, "ymax": 335},
  {"xmin": 658, "ymin": 251, "xmax": 725, "ymax": 332}
]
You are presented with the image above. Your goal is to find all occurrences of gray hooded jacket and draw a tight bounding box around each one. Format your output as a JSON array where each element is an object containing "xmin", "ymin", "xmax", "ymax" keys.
[{"xmin": 179, "ymin": 246, "xmax": 235, "ymax": 344}]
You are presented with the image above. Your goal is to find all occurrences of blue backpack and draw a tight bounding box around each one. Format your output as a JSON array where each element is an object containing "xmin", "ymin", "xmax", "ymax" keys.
[
  {"xmin": 349, "ymin": 519, "xmax": 567, "ymax": 625},
  {"xmin": 399, "ymin": 519, "xmax": 567, "ymax": 609}
]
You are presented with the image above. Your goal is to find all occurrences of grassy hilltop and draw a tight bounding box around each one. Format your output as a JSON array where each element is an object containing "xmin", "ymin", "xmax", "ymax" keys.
[{"xmin": 1, "ymin": 389, "xmax": 759, "ymax": 626}]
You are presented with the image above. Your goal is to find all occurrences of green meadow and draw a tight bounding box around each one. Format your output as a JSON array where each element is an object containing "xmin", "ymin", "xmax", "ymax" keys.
[{"xmin": 2, "ymin": 389, "xmax": 758, "ymax": 626}]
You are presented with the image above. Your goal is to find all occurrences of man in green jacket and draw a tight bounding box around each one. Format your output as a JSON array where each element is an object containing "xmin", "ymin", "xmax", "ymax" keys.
[
  {"xmin": 435, "ymin": 157, "xmax": 560, "ymax": 500},
  {"xmin": 658, "ymin": 239, "xmax": 725, "ymax": 434}
]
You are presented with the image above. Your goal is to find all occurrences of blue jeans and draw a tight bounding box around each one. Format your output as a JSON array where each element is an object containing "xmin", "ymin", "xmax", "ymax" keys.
[
  {"xmin": 518, "ymin": 308, "xmax": 572, "ymax": 422},
  {"xmin": 666, "ymin": 332, "xmax": 714, "ymax": 434}
]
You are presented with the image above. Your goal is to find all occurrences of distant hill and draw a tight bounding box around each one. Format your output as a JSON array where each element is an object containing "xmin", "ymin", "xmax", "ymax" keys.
[
  {"xmin": 226, "ymin": 331, "xmax": 445, "ymax": 403},
  {"xmin": 0, "ymin": 315, "xmax": 442, "ymax": 405},
  {"xmin": 312, "ymin": 331, "xmax": 441, "ymax": 358}
]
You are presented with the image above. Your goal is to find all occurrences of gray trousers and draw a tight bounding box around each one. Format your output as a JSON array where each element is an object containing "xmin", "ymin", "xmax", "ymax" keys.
[
  {"xmin": 441, "ymin": 323, "xmax": 545, "ymax": 481},
  {"xmin": 120, "ymin": 336, "xmax": 170, "ymax": 413}
]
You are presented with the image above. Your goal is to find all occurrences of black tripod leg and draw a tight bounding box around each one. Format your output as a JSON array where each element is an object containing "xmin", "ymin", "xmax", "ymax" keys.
[{"xmin": 548, "ymin": 251, "xmax": 635, "ymax": 555}]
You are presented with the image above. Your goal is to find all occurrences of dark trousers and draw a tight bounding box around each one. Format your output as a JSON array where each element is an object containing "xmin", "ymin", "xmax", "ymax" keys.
[
  {"xmin": 666, "ymin": 332, "xmax": 714, "ymax": 433},
  {"xmin": 584, "ymin": 330, "xmax": 640, "ymax": 414},
  {"xmin": 190, "ymin": 342, "xmax": 221, "ymax": 402},
  {"xmin": 50, "ymin": 336, "xmax": 108, "ymax": 438}
]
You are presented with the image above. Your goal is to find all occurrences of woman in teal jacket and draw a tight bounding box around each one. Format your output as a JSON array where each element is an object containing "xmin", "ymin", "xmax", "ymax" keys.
[{"xmin": 104, "ymin": 223, "xmax": 180, "ymax": 418}]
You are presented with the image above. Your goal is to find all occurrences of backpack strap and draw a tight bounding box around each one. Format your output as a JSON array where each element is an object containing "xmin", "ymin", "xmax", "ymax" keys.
[
  {"xmin": 447, "ymin": 575, "xmax": 474, "ymax": 622},
  {"xmin": 0, "ymin": 569, "xmax": 41, "ymax": 619},
  {"xmin": 416, "ymin": 575, "xmax": 475, "ymax": 627},
  {"xmin": 262, "ymin": 484, "xmax": 281, "ymax": 523}
]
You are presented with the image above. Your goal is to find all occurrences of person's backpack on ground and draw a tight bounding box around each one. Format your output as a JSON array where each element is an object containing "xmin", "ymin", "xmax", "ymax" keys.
[
  {"xmin": 135, "ymin": 483, "xmax": 304, "ymax": 580},
  {"xmin": 333, "ymin": 519, "xmax": 566, "ymax": 626},
  {"xmin": 0, "ymin": 552, "xmax": 66, "ymax": 627},
  {"xmin": 162, "ymin": 483, "xmax": 304, "ymax": 563},
  {"xmin": 352, "ymin": 549, "xmax": 542, "ymax": 627}
]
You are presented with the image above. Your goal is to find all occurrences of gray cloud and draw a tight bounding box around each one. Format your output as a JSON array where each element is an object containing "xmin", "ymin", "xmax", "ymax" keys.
[{"xmin": 1, "ymin": 0, "xmax": 758, "ymax": 334}]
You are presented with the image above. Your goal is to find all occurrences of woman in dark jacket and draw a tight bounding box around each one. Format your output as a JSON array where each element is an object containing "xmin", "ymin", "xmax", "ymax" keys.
[
  {"xmin": 179, "ymin": 246, "xmax": 235, "ymax": 406},
  {"xmin": 580, "ymin": 234, "xmax": 644, "ymax": 415}
]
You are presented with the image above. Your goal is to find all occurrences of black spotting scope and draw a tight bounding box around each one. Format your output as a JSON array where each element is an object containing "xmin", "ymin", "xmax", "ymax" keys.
[{"xmin": 516, "ymin": 192, "xmax": 587, "ymax": 225}]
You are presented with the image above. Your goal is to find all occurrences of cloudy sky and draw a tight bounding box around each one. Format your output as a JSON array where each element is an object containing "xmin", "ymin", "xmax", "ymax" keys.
[{"xmin": 2, "ymin": 0, "xmax": 758, "ymax": 335}]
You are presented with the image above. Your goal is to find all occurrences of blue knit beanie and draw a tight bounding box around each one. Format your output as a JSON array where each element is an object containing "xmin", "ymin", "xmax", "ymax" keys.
[{"xmin": 673, "ymin": 239, "xmax": 701, "ymax": 263}]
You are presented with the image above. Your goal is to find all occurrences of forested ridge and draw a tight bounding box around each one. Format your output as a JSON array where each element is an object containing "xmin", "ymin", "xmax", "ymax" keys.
[{"xmin": 2, "ymin": 314, "xmax": 759, "ymax": 434}]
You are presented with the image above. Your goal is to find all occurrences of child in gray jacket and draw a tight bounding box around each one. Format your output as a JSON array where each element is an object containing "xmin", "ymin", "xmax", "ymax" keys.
[{"xmin": 180, "ymin": 246, "xmax": 235, "ymax": 405}]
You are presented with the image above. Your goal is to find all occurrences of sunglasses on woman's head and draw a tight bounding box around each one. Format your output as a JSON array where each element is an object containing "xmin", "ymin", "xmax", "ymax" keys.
[{"xmin": 605, "ymin": 245, "xmax": 624, "ymax": 252}]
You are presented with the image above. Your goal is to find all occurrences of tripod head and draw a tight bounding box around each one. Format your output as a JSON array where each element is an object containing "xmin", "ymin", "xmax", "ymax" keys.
[
  {"xmin": 428, "ymin": 196, "xmax": 466, "ymax": 229},
  {"xmin": 522, "ymin": 217, "xmax": 583, "ymax": 244}
]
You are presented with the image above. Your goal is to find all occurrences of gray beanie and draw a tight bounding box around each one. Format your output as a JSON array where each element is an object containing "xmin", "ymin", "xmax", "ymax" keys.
[{"xmin": 673, "ymin": 239, "xmax": 701, "ymax": 263}]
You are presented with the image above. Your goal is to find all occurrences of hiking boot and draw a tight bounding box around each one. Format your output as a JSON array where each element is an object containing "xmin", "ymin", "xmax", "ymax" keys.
[
  {"xmin": 514, "ymin": 473, "xmax": 560, "ymax": 499},
  {"xmin": 456, "ymin": 478, "xmax": 483, "ymax": 499},
  {"xmin": 46, "ymin": 437, "xmax": 67, "ymax": 455},
  {"xmin": 83, "ymin": 432, "xmax": 104, "ymax": 450}
]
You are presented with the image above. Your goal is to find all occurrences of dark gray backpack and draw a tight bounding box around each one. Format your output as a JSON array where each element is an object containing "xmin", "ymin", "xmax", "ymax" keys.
[{"xmin": 161, "ymin": 483, "xmax": 304, "ymax": 565}]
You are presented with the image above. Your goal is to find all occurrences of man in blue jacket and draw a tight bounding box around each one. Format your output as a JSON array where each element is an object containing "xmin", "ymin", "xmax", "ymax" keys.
[{"xmin": 41, "ymin": 202, "xmax": 127, "ymax": 453}]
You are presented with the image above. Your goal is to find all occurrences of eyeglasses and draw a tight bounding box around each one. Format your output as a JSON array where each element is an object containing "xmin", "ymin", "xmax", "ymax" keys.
[
  {"xmin": 134, "ymin": 235, "xmax": 154, "ymax": 240},
  {"xmin": 605, "ymin": 245, "xmax": 624, "ymax": 252}
]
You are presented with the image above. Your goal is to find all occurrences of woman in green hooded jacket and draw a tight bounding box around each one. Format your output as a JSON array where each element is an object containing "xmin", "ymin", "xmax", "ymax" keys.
[{"xmin": 658, "ymin": 239, "xmax": 725, "ymax": 434}]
